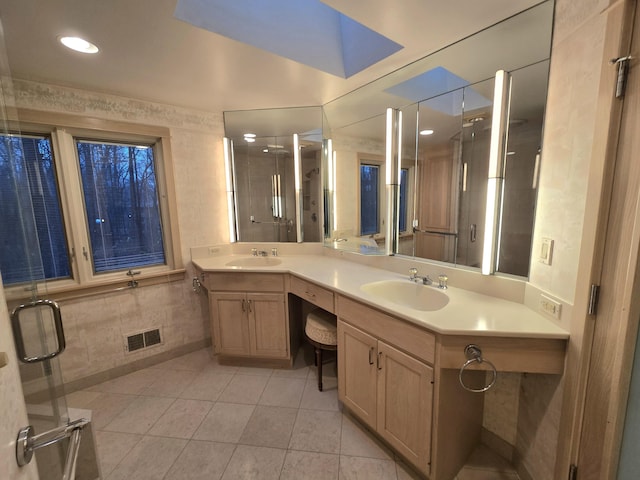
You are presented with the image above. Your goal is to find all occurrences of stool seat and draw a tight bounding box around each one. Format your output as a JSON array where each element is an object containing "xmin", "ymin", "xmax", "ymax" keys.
[
  {"xmin": 305, "ymin": 309, "xmax": 337, "ymax": 346},
  {"xmin": 305, "ymin": 308, "xmax": 337, "ymax": 392}
]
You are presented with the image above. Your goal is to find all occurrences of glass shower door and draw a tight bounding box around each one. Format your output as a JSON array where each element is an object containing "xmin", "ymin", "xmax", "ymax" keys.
[{"xmin": 0, "ymin": 47, "xmax": 72, "ymax": 480}]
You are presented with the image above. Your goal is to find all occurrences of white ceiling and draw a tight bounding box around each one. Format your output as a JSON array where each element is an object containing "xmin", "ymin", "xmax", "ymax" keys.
[{"xmin": 0, "ymin": 0, "xmax": 542, "ymax": 114}]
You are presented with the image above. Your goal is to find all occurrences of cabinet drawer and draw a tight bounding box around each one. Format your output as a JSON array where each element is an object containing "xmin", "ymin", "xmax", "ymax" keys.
[
  {"xmin": 205, "ymin": 272, "xmax": 284, "ymax": 292},
  {"xmin": 337, "ymin": 295, "xmax": 435, "ymax": 365},
  {"xmin": 290, "ymin": 276, "xmax": 335, "ymax": 313}
]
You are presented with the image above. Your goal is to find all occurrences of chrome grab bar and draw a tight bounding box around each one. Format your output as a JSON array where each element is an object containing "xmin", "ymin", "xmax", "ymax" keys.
[
  {"xmin": 11, "ymin": 299, "xmax": 66, "ymax": 363},
  {"xmin": 16, "ymin": 418, "xmax": 90, "ymax": 476}
]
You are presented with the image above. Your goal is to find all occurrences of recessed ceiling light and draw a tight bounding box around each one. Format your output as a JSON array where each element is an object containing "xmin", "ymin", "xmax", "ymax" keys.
[
  {"xmin": 419, "ymin": 129, "xmax": 434, "ymax": 136},
  {"xmin": 59, "ymin": 36, "xmax": 99, "ymax": 54},
  {"xmin": 243, "ymin": 133, "xmax": 256, "ymax": 138}
]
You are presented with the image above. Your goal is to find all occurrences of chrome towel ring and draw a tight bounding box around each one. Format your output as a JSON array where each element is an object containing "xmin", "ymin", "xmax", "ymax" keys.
[{"xmin": 458, "ymin": 344, "xmax": 497, "ymax": 393}]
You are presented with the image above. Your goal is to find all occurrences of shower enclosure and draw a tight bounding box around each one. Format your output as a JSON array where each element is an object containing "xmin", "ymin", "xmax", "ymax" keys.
[{"xmin": 233, "ymin": 135, "xmax": 298, "ymax": 242}]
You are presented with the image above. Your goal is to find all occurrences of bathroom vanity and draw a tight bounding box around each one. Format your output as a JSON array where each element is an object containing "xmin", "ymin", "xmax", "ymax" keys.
[{"xmin": 193, "ymin": 252, "xmax": 567, "ymax": 479}]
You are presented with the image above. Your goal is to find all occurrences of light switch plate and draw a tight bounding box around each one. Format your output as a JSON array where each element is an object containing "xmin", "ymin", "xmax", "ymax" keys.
[{"xmin": 539, "ymin": 237, "xmax": 554, "ymax": 265}]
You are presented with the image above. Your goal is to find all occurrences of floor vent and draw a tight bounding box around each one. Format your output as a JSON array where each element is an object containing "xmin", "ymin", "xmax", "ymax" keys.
[{"xmin": 125, "ymin": 328, "xmax": 163, "ymax": 353}]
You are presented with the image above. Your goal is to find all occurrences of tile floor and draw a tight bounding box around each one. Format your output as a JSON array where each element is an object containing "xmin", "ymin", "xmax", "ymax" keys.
[{"xmin": 65, "ymin": 346, "xmax": 424, "ymax": 480}]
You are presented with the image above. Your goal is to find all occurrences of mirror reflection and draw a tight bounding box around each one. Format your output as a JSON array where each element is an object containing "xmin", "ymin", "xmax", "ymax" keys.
[
  {"xmin": 326, "ymin": 113, "xmax": 388, "ymax": 254},
  {"xmin": 224, "ymin": 107, "xmax": 323, "ymax": 243},
  {"xmin": 323, "ymin": 1, "xmax": 553, "ymax": 276}
]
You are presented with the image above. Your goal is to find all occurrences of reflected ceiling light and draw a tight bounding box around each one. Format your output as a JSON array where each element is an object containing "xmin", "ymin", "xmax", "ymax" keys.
[
  {"xmin": 244, "ymin": 137, "xmax": 255, "ymax": 143},
  {"xmin": 262, "ymin": 148, "xmax": 269, "ymax": 153},
  {"xmin": 419, "ymin": 129, "xmax": 434, "ymax": 136},
  {"xmin": 59, "ymin": 36, "xmax": 99, "ymax": 54}
]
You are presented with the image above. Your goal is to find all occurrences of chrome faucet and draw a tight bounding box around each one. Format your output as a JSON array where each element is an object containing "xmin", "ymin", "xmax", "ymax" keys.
[{"xmin": 409, "ymin": 268, "xmax": 432, "ymax": 285}]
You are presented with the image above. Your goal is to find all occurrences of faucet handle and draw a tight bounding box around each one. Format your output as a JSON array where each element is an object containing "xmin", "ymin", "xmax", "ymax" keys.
[
  {"xmin": 409, "ymin": 267, "xmax": 418, "ymax": 280},
  {"xmin": 251, "ymin": 248, "xmax": 258, "ymax": 256},
  {"xmin": 438, "ymin": 274, "xmax": 448, "ymax": 289}
]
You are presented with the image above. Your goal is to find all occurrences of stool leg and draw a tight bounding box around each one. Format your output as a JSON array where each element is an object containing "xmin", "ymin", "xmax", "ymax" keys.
[{"xmin": 315, "ymin": 347, "xmax": 323, "ymax": 391}]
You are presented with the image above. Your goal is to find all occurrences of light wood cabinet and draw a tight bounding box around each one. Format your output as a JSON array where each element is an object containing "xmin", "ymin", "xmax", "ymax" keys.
[
  {"xmin": 338, "ymin": 320, "xmax": 434, "ymax": 476},
  {"xmin": 206, "ymin": 273, "xmax": 290, "ymax": 364}
]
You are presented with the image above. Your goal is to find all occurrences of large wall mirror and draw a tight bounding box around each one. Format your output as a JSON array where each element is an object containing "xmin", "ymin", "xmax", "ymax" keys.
[
  {"xmin": 323, "ymin": 0, "xmax": 553, "ymax": 276},
  {"xmin": 224, "ymin": 106, "xmax": 324, "ymax": 242}
]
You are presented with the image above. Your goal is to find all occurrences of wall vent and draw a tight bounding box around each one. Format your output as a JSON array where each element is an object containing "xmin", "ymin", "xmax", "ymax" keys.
[{"xmin": 124, "ymin": 328, "xmax": 163, "ymax": 353}]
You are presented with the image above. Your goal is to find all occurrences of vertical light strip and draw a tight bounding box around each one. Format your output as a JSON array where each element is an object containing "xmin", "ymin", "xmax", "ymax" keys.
[
  {"xmin": 223, "ymin": 137, "xmax": 237, "ymax": 242},
  {"xmin": 385, "ymin": 108, "xmax": 401, "ymax": 255},
  {"xmin": 482, "ymin": 70, "xmax": 511, "ymax": 275},
  {"xmin": 332, "ymin": 149, "xmax": 338, "ymax": 231},
  {"xmin": 293, "ymin": 133, "xmax": 303, "ymax": 242}
]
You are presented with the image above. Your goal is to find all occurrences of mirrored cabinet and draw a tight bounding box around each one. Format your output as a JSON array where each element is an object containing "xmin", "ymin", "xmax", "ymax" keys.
[{"xmin": 223, "ymin": 0, "xmax": 554, "ymax": 278}]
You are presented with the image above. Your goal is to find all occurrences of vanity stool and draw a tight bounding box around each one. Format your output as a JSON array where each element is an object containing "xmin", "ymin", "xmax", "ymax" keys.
[{"xmin": 304, "ymin": 308, "xmax": 337, "ymax": 391}]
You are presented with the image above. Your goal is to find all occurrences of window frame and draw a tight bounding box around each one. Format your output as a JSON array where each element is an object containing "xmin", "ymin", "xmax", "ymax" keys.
[
  {"xmin": 3, "ymin": 109, "xmax": 183, "ymax": 301},
  {"xmin": 357, "ymin": 153, "xmax": 385, "ymax": 238}
]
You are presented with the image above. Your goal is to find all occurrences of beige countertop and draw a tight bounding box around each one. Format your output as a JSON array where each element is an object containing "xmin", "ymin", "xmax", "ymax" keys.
[{"xmin": 192, "ymin": 254, "xmax": 569, "ymax": 340}]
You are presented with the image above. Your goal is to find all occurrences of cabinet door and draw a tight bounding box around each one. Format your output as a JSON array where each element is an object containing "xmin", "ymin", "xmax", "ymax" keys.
[
  {"xmin": 338, "ymin": 321, "xmax": 378, "ymax": 429},
  {"xmin": 377, "ymin": 341, "xmax": 433, "ymax": 474},
  {"xmin": 211, "ymin": 292, "xmax": 251, "ymax": 355},
  {"xmin": 248, "ymin": 293, "xmax": 288, "ymax": 358}
]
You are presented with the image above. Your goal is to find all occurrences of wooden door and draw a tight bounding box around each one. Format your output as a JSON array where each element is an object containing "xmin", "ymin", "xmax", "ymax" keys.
[
  {"xmin": 376, "ymin": 341, "xmax": 433, "ymax": 475},
  {"xmin": 248, "ymin": 292, "xmax": 288, "ymax": 358},
  {"xmin": 338, "ymin": 320, "xmax": 378, "ymax": 429},
  {"xmin": 574, "ymin": 3, "xmax": 640, "ymax": 478},
  {"xmin": 211, "ymin": 292, "xmax": 251, "ymax": 355}
]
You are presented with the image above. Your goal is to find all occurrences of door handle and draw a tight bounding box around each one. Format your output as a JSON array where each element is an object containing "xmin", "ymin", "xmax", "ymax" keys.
[
  {"xmin": 377, "ymin": 351, "xmax": 383, "ymax": 370},
  {"xmin": 11, "ymin": 299, "xmax": 66, "ymax": 364},
  {"xmin": 368, "ymin": 347, "xmax": 375, "ymax": 365}
]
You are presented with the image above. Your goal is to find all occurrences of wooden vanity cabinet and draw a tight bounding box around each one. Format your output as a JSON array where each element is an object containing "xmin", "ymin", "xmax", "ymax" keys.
[
  {"xmin": 206, "ymin": 273, "xmax": 290, "ymax": 364},
  {"xmin": 338, "ymin": 297, "xmax": 435, "ymax": 476}
]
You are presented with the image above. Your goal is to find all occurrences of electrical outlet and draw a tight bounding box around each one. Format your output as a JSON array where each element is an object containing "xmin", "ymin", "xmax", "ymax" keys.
[
  {"xmin": 208, "ymin": 247, "xmax": 220, "ymax": 255},
  {"xmin": 539, "ymin": 294, "xmax": 562, "ymax": 319}
]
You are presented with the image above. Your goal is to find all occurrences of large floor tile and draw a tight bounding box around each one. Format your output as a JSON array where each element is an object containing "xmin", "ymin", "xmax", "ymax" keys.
[
  {"xmin": 339, "ymin": 455, "xmax": 398, "ymax": 480},
  {"xmin": 106, "ymin": 435, "xmax": 187, "ymax": 480},
  {"xmin": 147, "ymin": 398, "xmax": 213, "ymax": 439},
  {"xmin": 65, "ymin": 389, "xmax": 102, "ymax": 409},
  {"xmin": 340, "ymin": 413, "xmax": 394, "ymax": 460},
  {"xmin": 289, "ymin": 409, "xmax": 343, "ymax": 454},
  {"xmin": 239, "ymin": 405, "xmax": 298, "ymax": 448},
  {"xmin": 299, "ymin": 378, "xmax": 341, "ymax": 411},
  {"xmin": 94, "ymin": 430, "xmax": 142, "ymax": 478},
  {"xmin": 179, "ymin": 371, "xmax": 234, "ymax": 401},
  {"xmin": 218, "ymin": 374, "xmax": 269, "ymax": 404},
  {"xmin": 140, "ymin": 368, "xmax": 199, "ymax": 397},
  {"xmin": 193, "ymin": 402, "xmax": 255, "ymax": 443},
  {"xmin": 103, "ymin": 395, "xmax": 174, "ymax": 434},
  {"xmin": 164, "ymin": 440, "xmax": 236, "ymax": 480},
  {"xmin": 83, "ymin": 392, "xmax": 137, "ymax": 430},
  {"xmin": 258, "ymin": 376, "xmax": 306, "ymax": 408},
  {"xmin": 280, "ymin": 450, "xmax": 340, "ymax": 480},
  {"xmin": 221, "ymin": 445, "xmax": 286, "ymax": 480}
]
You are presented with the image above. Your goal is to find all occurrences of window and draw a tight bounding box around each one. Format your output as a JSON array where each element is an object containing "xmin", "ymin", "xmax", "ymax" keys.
[
  {"xmin": 360, "ymin": 163, "xmax": 379, "ymax": 235},
  {"xmin": 0, "ymin": 134, "xmax": 71, "ymax": 284},
  {"xmin": 0, "ymin": 111, "xmax": 181, "ymax": 295},
  {"xmin": 76, "ymin": 140, "xmax": 165, "ymax": 273}
]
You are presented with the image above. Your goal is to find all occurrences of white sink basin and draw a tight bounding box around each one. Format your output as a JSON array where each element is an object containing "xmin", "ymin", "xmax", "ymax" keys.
[
  {"xmin": 225, "ymin": 257, "xmax": 282, "ymax": 267},
  {"xmin": 360, "ymin": 280, "xmax": 449, "ymax": 312}
]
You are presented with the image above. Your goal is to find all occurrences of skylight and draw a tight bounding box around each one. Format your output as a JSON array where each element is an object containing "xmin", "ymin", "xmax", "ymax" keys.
[
  {"xmin": 385, "ymin": 67, "xmax": 492, "ymax": 116},
  {"xmin": 174, "ymin": 0, "xmax": 403, "ymax": 78}
]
